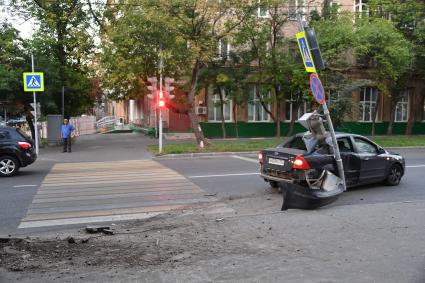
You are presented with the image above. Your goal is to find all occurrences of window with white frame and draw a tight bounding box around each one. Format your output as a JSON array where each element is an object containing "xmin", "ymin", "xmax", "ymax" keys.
[
  {"xmin": 359, "ymin": 87, "xmax": 378, "ymax": 122},
  {"xmin": 216, "ymin": 39, "xmax": 231, "ymax": 60},
  {"xmin": 395, "ymin": 91, "xmax": 409, "ymax": 122},
  {"xmin": 355, "ymin": 0, "xmax": 368, "ymax": 13},
  {"xmin": 248, "ymin": 85, "xmax": 270, "ymax": 122},
  {"xmin": 208, "ymin": 87, "xmax": 232, "ymax": 122},
  {"xmin": 257, "ymin": 0, "xmax": 268, "ymax": 17},
  {"xmin": 288, "ymin": 0, "xmax": 305, "ymax": 19},
  {"xmin": 285, "ymin": 94, "xmax": 307, "ymax": 121}
]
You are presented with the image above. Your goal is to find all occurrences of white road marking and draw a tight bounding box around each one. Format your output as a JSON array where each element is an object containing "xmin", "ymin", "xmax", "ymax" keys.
[
  {"xmin": 189, "ymin": 172, "xmax": 260, "ymax": 179},
  {"xmin": 231, "ymin": 155, "xmax": 258, "ymax": 164},
  {"xmin": 406, "ymin": 165, "xmax": 425, "ymax": 168},
  {"xmin": 18, "ymin": 212, "xmax": 164, "ymax": 229},
  {"xmin": 13, "ymin": 185, "xmax": 38, "ymax": 188}
]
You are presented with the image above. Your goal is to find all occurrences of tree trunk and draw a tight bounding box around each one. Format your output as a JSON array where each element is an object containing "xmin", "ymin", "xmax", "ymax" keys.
[
  {"xmin": 26, "ymin": 114, "xmax": 35, "ymax": 141},
  {"xmin": 218, "ymin": 87, "xmax": 226, "ymax": 139},
  {"xmin": 187, "ymin": 59, "xmax": 209, "ymax": 147},
  {"xmin": 405, "ymin": 92, "xmax": 417, "ymax": 135},
  {"xmin": 387, "ymin": 102, "xmax": 396, "ymax": 135},
  {"xmin": 275, "ymin": 86, "xmax": 281, "ymax": 138},
  {"xmin": 233, "ymin": 104, "xmax": 238, "ymax": 138},
  {"xmin": 371, "ymin": 92, "xmax": 380, "ymax": 136}
]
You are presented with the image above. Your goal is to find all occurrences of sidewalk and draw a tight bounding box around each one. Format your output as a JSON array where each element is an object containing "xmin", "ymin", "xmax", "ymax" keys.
[
  {"xmin": 1, "ymin": 191, "xmax": 424, "ymax": 283},
  {"xmin": 39, "ymin": 132, "xmax": 154, "ymax": 163}
]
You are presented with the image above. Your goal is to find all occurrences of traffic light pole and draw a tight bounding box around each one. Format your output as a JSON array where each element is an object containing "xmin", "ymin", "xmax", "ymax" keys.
[
  {"xmin": 158, "ymin": 52, "xmax": 163, "ymax": 154},
  {"xmin": 297, "ymin": 15, "xmax": 346, "ymax": 191},
  {"xmin": 31, "ymin": 53, "xmax": 39, "ymax": 156}
]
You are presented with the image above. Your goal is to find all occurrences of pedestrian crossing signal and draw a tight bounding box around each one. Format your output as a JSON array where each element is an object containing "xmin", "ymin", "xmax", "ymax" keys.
[{"xmin": 23, "ymin": 72, "xmax": 44, "ymax": 92}]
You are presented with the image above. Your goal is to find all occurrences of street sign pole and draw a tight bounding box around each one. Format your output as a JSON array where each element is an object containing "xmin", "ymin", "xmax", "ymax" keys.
[
  {"xmin": 297, "ymin": 14, "xmax": 346, "ymax": 191},
  {"xmin": 31, "ymin": 53, "xmax": 39, "ymax": 156},
  {"xmin": 158, "ymin": 49, "xmax": 163, "ymax": 154},
  {"xmin": 62, "ymin": 86, "xmax": 65, "ymax": 118}
]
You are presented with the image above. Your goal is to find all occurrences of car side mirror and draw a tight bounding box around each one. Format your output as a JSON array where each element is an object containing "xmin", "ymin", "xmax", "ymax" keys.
[{"xmin": 378, "ymin": 147, "xmax": 386, "ymax": 154}]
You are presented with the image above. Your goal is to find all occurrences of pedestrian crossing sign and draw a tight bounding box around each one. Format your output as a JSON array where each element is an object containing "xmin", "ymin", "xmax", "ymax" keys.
[
  {"xmin": 23, "ymin": 72, "xmax": 44, "ymax": 92},
  {"xmin": 296, "ymin": 31, "xmax": 316, "ymax": 73}
]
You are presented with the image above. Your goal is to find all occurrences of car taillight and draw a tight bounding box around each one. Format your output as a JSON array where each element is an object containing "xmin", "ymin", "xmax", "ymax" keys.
[
  {"xmin": 259, "ymin": 151, "xmax": 263, "ymax": 164},
  {"xmin": 18, "ymin": 141, "xmax": 32, "ymax": 149},
  {"xmin": 292, "ymin": 156, "xmax": 310, "ymax": 170}
]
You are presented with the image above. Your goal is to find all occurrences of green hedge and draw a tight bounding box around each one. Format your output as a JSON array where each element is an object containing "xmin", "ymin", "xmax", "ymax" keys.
[{"xmin": 200, "ymin": 121, "xmax": 425, "ymax": 138}]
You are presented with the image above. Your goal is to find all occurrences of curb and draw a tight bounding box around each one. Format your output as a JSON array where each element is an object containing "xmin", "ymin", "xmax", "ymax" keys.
[
  {"xmin": 153, "ymin": 151, "xmax": 259, "ymax": 160},
  {"xmin": 153, "ymin": 146, "xmax": 425, "ymax": 159}
]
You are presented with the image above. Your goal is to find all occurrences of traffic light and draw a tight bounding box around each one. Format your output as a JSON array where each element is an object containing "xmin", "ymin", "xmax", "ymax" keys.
[
  {"xmin": 164, "ymin": 77, "xmax": 175, "ymax": 100},
  {"xmin": 305, "ymin": 27, "xmax": 325, "ymax": 71},
  {"xmin": 29, "ymin": 102, "xmax": 41, "ymax": 121},
  {"xmin": 147, "ymin": 77, "xmax": 157, "ymax": 99},
  {"xmin": 158, "ymin": 91, "xmax": 165, "ymax": 108}
]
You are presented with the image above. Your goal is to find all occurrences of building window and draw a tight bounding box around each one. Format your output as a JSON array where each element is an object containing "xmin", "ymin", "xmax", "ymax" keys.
[
  {"xmin": 248, "ymin": 85, "xmax": 270, "ymax": 122},
  {"xmin": 257, "ymin": 0, "xmax": 268, "ymax": 17},
  {"xmin": 285, "ymin": 94, "xmax": 307, "ymax": 121},
  {"xmin": 395, "ymin": 91, "xmax": 409, "ymax": 122},
  {"xmin": 359, "ymin": 87, "xmax": 378, "ymax": 122},
  {"xmin": 327, "ymin": 89, "xmax": 339, "ymax": 107},
  {"xmin": 216, "ymin": 39, "xmax": 231, "ymax": 60},
  {"xmin": 355, "ymin": 0, "xmax": 368, "ymax": 13},
  {"xmin": 288, "ymin": 0, "xmax": 305, "ymax": 19},
  {"xmin": 208, "ymin": 87, "xmax": 232, "ymax": 122}
]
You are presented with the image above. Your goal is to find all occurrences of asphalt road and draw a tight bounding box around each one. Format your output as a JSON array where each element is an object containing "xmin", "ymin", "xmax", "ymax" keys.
[{"xmin": 1, "ymin": 133, "xmax": 424, "ymax": 236}]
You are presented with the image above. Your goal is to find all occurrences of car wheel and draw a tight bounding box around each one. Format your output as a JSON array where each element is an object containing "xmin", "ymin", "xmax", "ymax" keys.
[
  {"xmin": 385, "ymin": 164, "xmax": 402, "ymax": 186},
  {"xmin": 0, "ymin": 156, "xmax": 20, "ymax": 177}
]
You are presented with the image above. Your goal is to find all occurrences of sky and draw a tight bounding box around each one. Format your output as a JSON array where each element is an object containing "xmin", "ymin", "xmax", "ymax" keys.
[{"xmin": 1, "ymin": 1, "xmax": 36, "ymax": 39}]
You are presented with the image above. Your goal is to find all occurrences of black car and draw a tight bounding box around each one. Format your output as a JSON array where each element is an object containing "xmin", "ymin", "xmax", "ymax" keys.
[
  {"xmin": 0, "ymin": 127, "xmax": 37, "ymax": 177},
  {"xmin": 260, "ymin": 132, "xmax": 405, "ymax": 209}
]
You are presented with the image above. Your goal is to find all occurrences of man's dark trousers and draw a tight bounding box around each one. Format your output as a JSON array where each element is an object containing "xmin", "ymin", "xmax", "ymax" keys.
[{"xmin": 63, "ymin": 137, "xmax": 71, "ymax": 152}]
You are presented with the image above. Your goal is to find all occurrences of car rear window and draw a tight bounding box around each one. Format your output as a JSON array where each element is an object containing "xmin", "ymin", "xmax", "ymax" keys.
[
  {"xmin": 282, "ymin": 136, "xmax": 307, "ymax": 150},
  {"xmin": 16, "ymin": 128, "xmax": 32, "ymax": 140}
]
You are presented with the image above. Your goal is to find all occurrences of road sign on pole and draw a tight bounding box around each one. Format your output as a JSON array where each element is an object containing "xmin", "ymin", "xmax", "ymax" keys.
[
  {"xmin": 296, "ymin": 14, "xmax": 346, "ymax": 192},
  {"xmin": 309, "ymin": 73, "xmax": 326, "ymax": 105},
  {"xmin": 23, "ymin": 72, "xmax": 44, "ymax": 92},
  {"xmin": 296, "ymin": 31, "xmax": 316, "ymax": 73}
]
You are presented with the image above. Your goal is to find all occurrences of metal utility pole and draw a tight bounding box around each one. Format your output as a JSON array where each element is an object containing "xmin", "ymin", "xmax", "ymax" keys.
[
  {"xmin": 296, "ymin": 14, "xmax": 346, "ymax": 191},
  {"xmin": 31, "ymin": 53, "xmax": 39, "ymax": 156},
  {"xmin": 62, "ymin": 86, "xmax": 65, "ymax": 118},
  {"xmin": 158, "ymin": 49, "xmax": 164, "ymax": 154}
]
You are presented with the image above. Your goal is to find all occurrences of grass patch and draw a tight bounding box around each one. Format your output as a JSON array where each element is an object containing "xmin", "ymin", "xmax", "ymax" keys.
[
  {"xmin": 147, "ymin": 138, "xmax": 284, "ymax": 155},
  {"xmin": 147, "ymin": 135, "xmax": 425, "ymax": 155},
  {"xmin": 370, "ymin": 135, "xmax": 425, "ymax": 147}
]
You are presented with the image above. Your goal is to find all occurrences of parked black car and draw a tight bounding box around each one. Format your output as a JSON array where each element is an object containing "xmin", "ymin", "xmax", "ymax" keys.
[
  {"xmin": 0, "ymin": 127, "xmax": 37, "ymax": 177},
  {"xmin": 260, "ymin": 132, "xmax": 405, "ymax": 209}
]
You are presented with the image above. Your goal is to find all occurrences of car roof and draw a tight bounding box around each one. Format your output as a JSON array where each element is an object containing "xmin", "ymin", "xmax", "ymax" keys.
[{"xmin": 294, "ymin": 131, "xmax": 366, "ymax": 139}]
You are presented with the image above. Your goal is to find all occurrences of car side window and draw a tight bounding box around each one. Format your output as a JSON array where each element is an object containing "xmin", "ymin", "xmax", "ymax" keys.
[
  {"xmin": 354, "ymin": 138, "xmax": 377, "ymax": 154},
  {"xmin": 337, "ymin": 137, "xmax": 354, "ymax": 153},
  {"xmin": 0, "ymin": 131, "xmax": 10, "ymax": 140}
]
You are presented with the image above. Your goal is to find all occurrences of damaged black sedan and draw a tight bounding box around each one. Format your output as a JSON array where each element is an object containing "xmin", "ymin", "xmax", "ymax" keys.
[{"xmin": 260, "ymin": 132, "xmax": 405, "ymax": 210}]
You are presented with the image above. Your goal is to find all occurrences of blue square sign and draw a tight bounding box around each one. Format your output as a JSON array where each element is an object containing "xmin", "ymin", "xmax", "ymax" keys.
[{"xmin": 23, "ymin": 72, "xmax": 44, "ymax": 92}]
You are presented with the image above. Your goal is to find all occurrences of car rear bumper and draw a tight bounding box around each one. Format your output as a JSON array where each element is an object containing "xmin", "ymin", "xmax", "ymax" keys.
[
  {"xmin": 20, "ymin": 151, "xmax": 37, "ymax": 167},
  {"xmin": 282, "ymin": 182, "xmax": 344, "ymax": 209}
]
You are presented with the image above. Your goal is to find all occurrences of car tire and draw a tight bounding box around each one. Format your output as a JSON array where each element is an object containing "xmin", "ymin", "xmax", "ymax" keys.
[
  {"xmin": 0, "ymin": 156, "xmax": 20, "ymax": 177},
  {"xmin": 385, "ymin": 164, "xmax": 402, "ymax": 186}
]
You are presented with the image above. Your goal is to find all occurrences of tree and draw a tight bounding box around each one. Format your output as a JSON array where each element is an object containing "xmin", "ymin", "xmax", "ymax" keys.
[
  {"xmin": 355, "ymin": 18, "xmax": 412, "ymax": 135},
  {"xmin": 11, "ymin": 0, "xmax": 97, "ymax": 119},
  {"xmin": 368, "ymin": 0, "xmax": 425, "ymax": 135}
]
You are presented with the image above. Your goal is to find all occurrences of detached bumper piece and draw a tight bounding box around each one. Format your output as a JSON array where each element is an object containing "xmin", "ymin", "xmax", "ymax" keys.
[{"xmin": 281, "ymin": 182, "xmax": 344, "ymax": 210}]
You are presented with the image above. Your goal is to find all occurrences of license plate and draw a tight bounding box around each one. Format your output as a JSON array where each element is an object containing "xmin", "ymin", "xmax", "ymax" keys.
[{"xmin": 268, "ymin": 157, "xmax": 285, "ymax": 166}]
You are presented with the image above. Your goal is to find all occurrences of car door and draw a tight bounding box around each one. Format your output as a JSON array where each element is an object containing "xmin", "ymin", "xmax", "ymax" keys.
[
  {"xmin": 336, "ymin": 137, "xmax": 360, "ymax": 186},
  {"xmin": 353, "ymin": 137, "xmax": 387, "ymax": 183}
]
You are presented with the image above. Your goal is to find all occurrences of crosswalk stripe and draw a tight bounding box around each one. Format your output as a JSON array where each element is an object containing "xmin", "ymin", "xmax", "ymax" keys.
[{"xmin": 19, "ymin": 160, "xmax": 217, "ymax": 229}]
